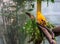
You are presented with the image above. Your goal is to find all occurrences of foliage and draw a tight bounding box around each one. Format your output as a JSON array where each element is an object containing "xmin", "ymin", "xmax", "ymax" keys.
[
  {"xmin": 21, "ymin": 17, "xmax": 55, "ymax": 44},
  {"xmin": 13, "ymin": 0, "xmax": 35, "ymax": 6},
  {"xmin": 22, "ymin": 19, "xmax": 43, "ymax": 43},
  {"xmin": 12, "ymin": 0, "xmax": 54, "ymax": 8},
  {"xmin": 46, "ymin": 22, "xmax": 55, "ymax": 29}
]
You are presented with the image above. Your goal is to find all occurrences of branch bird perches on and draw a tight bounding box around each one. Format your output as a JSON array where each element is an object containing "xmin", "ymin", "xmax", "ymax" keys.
[{"xmin": 26, "ymin": 12, "xmax": 57, "ymax": 44}]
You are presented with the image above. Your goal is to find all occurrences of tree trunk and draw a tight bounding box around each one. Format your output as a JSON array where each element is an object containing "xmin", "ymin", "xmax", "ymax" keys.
[
  {"xmin": 35, "ymin": 0, "xmax": 42, "ymax": 44},
  {"xmin": 37, "ymin": 0, "xmax": 41, "ymax": 12}
]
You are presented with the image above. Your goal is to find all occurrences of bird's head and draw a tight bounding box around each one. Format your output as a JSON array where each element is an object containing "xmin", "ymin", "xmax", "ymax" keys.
[{"xmin": 36, "ymin": 12, "xmax": 47, "ymax": 26}]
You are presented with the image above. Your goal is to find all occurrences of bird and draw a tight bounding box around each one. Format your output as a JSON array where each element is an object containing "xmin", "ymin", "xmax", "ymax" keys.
[{"xmin": 36, "ymin": 11, "xmax": 47, "ymax": 26}]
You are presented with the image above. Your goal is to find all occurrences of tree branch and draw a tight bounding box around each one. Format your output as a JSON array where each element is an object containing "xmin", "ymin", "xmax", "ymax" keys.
[
  {"xmin": 37, "ymin": 23, "xmax": 56, "ymax": 44},
  {"xmin": 25, "ymin": 12, "xmax": 60, "ymax": 37},
  {"xmin": 52, "ymin": 26, "xmax": 60, "ymax": 36},
  {"xmin": 25, "ymin": 12, "xmax": 57, "ymax": 44}
]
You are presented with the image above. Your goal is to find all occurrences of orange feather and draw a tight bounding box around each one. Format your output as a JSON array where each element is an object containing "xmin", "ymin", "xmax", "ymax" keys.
[{"xmin": 37, "ymin": 12, "xmax": 47, "ymax": 26}]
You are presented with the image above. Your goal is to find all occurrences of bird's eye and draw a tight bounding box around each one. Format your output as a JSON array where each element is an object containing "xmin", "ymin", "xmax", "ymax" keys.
[{"xmin": 41, "ymin": 19, "xmax": 44, "ymax": 21}]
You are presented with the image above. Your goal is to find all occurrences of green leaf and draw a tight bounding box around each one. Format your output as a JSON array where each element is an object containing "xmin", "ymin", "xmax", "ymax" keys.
[
  {"xmin": 28, "ymin": 9, "xmax": 33, "ymax": 11},
  {"xmin": 51, "ymin": 0, "xmax": 54, "ymax": 3},
  {"xmin": 31, "ymin": 4, "xmax": 34, "ymax": 8}
]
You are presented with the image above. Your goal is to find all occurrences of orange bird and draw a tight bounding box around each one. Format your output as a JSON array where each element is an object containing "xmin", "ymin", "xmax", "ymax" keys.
[{"xmin": 36, "ymin": 12, "xmax": 47, "ymax": 26}]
